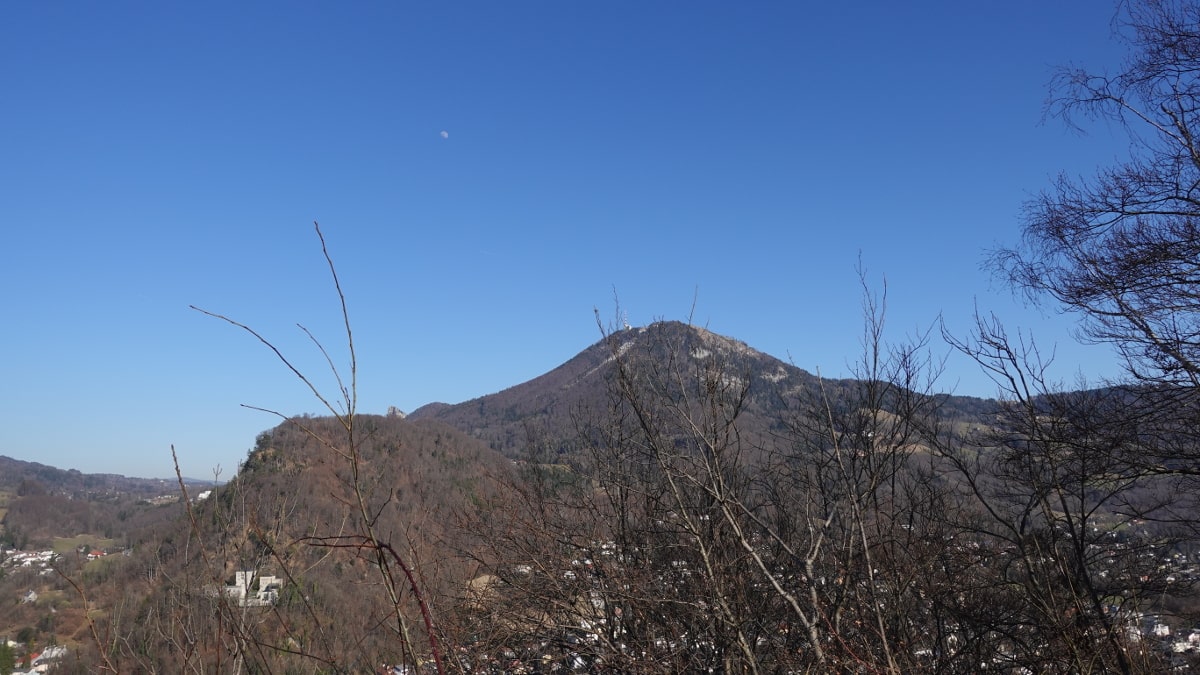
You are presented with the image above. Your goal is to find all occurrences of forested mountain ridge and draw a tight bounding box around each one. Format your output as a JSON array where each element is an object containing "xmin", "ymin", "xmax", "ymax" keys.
[{"xmin": 410, "ymin": 320, "xmax": 1001, "ymax": 459}]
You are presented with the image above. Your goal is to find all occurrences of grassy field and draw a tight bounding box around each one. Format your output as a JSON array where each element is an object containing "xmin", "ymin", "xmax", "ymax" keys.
[{"xmin": 52, "ymin": 535, "xmax": 117, "ymax": 554}]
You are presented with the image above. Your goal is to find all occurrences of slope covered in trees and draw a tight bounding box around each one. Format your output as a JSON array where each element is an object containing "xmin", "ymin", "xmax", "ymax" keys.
[{"xmin": 54, "ymin": 414, "xmax": 512, "ymax": 672}]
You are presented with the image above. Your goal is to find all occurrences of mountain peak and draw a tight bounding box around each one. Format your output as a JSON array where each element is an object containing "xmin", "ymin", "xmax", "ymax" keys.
[{"xmin": 409, "ymin": 321, "xmax": 808, "ymax": 457}]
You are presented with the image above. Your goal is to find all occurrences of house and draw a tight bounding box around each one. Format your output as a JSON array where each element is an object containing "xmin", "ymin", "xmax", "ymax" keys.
[{"xmin": 221, "ymin": 570, "xmax": 282, "ymax": 606}]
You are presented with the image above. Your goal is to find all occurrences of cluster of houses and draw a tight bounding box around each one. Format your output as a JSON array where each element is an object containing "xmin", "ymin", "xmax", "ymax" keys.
[
  {"xmin": 1, "ymin": 545, "xmax": 117, "ymax": 577},
  {"xmin": 0, "ymin": 551, "xmax": 58, "ymax": 577},
  {"xmin": 2, "ymin": 643, "xmax": 67, "ymax": 675}
]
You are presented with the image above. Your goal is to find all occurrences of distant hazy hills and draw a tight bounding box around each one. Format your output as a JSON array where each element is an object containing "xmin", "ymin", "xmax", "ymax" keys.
[{"xmin": 0, "ymin": 455, "xmax": 215, "ymax": 499}]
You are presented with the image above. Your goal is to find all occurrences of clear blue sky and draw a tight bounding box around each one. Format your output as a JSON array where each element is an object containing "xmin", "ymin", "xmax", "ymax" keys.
[{"xmin": 2, "ymin": 2, "xmax": 1133, "ymax": 478}]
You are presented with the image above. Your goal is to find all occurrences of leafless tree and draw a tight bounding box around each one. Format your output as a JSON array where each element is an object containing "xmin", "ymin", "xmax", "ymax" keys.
[
  {"xmin": 997, "ymin": 0, "xmax": 1200, "ymax": 390},
  {"xmin": 927, "ymin": 316, "xmax": 1177, "ymax": 674},
  {"xmin": 979, "ymin": 2, "xmax": 1200, "ymax": 665}
]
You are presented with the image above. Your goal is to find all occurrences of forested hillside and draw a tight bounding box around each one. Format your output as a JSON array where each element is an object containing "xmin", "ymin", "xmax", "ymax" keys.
[{"xmin": 49, "ymin": 415, "xmax": 512, "ymax": 672}]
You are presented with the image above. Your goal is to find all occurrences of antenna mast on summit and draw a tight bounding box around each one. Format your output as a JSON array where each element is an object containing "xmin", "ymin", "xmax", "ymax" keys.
[{"xmin": 622, "ymin": 311, "xmax": 631, "ymax": 330}]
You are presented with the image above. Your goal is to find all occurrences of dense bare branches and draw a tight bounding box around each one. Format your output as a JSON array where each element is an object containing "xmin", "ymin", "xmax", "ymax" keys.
[
  {"xmin": 454, "ymin": 288, "xmax": 961, "ymax": 673},
  {"xmin": 998, "ymin": 0, "xmax": 1200, "ymax": 386},
  {"xmin": 935, "ymin": 317, "xmax": 1180, "ymax": 674},
  {"xmin": 971, "ymin": 6, "xmax": 1200, "ymax": 669}
]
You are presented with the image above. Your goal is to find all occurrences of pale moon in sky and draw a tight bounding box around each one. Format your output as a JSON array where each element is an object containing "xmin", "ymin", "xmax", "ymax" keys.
[{"xmin": 440, "ymin": 130, "xmax": 449, "ymax": 139}]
